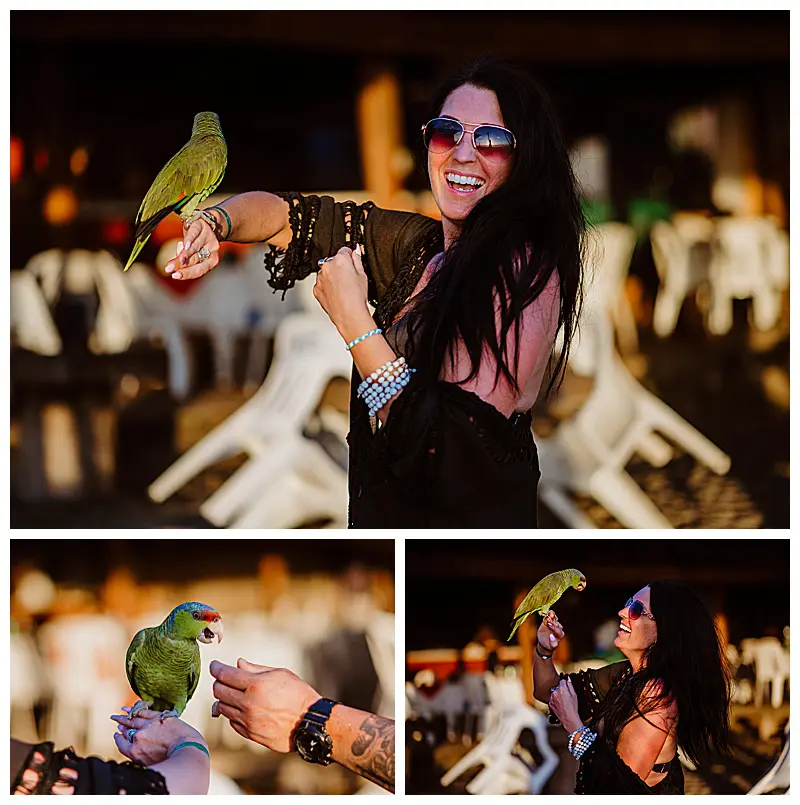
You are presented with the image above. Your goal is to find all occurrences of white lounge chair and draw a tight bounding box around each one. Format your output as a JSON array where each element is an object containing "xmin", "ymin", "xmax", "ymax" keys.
[
  {"xmin": 441, "ymin": 673, "xmax": 558, "ymax": 795},
  {"xmin": 537, "ymin": 311, "xmax": 731, "ymax": 529},
  {"xmin": 149, "ymin": 312, "xmax": 351, "ymax": 528}
]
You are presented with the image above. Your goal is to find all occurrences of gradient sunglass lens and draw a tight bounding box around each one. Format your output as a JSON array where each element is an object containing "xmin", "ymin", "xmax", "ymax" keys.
[
  {"xmin": 473, "ymin": 126, "xmax": 516, "ymax": 160},
  {"xmin": 626, "ymin": 598, "xmax": 645, "ymax": 620},
  {"xmin": 424, "ymin": 119, "xmax": 463, "ymax": 153}
]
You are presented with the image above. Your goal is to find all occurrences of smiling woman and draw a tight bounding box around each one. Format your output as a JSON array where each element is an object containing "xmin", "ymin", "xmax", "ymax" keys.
[
  {"xmin": 165, "ymin": 57, "xmax": 586, "ymax": 528},
  {"xmin": 534, "ymin": 580, "xmax": 732, "ymax": 795}
]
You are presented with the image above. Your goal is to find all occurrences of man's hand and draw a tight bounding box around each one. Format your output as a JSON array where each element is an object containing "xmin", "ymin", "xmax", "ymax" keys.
[{"xmin": 210, "ymin": 659, "xmax": 320, "ymax": 753}]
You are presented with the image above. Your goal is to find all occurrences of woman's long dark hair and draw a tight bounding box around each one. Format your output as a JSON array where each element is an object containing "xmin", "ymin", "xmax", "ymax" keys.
[
  {"xmin": 406, "ymin": 58, "xmax": 585, "ymax": 397},
  {"xmin": 599, "ymin": 581, "xmax": 732, "ymax": 768}
]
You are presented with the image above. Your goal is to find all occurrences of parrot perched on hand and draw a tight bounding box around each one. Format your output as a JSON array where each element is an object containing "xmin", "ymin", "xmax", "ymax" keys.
[
  {"xmin": 123, "ymin": 111, "xmax": 227, "ymax": 271},
  {"xmin": 507, "ymin": 569, "xmax": 586, "ymax": 641},
  {"xmin": 125, "ymin": 601, "xmax": 223, "ymax": 720}
]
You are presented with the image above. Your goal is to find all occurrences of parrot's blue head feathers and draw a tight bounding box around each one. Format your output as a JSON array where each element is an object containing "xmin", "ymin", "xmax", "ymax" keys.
[{"xmin": 166, "ymin": 601, "xmax": 223, "ymax": 643}]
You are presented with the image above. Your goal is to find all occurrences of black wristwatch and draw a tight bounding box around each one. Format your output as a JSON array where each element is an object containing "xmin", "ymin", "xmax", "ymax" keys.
[{"xmin": 293, "ymin": 698, "xmax": 339, "ymax": 766}]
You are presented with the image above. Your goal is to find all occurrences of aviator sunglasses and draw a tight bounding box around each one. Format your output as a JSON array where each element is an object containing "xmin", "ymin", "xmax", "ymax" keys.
[
  {"xmin": 421, "ymin": 117, "xmax": 517, "ymax": 161},
  {"xmin": 625, "ymin": 597, "xmax": 656, "ymax": 622}
]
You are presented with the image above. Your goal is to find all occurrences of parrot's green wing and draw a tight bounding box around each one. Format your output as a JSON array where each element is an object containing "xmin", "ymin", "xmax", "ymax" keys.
[
  {"xmin": 186, "ymin": 650, "xmax": 201, "ymax": 705},
  {"xmin": 135, "ymin": 140, "xmax": 226, "ymax": 235},
  {"xmin": 125, "ymin": 627, "xmax": 148, "ymax": 698}
]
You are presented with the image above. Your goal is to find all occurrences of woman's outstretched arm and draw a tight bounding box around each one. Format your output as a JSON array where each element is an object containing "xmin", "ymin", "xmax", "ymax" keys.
[{"xmin": 165, "ymin": 191, "xmax": 292, "ymax": 279}]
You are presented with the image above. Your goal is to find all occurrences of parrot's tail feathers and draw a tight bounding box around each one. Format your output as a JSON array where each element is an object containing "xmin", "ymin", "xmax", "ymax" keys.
[
  {"xmin": 123, "ymin": 239, "xmax": 147, "ymax": 272},
  {"xmin": 134, "ymin": 203, "xmax": 179, "ymax": 243},
  {"xmin": 507, "ymin": 614, "xmax": 527, "ymax": 642}
]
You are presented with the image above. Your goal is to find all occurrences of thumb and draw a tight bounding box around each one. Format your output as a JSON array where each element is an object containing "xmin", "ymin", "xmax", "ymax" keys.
[
  {"xmin": 237, "ymin": 657, "xmax": 275, "ymax": 673},
  {"xmin": 352, "ymin": 243, "xmax": 366, "ymax": 272}
]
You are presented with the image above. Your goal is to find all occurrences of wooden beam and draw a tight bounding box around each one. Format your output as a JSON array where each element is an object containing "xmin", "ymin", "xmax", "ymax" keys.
[{"xmin": 11, "ymin": 11, "xmax": 789, "ymax": 63}]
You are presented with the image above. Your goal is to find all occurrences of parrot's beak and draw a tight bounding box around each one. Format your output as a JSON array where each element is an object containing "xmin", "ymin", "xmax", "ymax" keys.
[
  {"xmin": 575, "ymin": 579, "xmax": 587, "ymax": 592},
  {"xmin": 198, "ymin": 618, "xmax": 223, "ymax": 644}
]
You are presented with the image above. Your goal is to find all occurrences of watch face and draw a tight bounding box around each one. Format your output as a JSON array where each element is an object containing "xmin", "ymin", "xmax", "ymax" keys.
[{"xmin": 296, "ymin": 726, "xmax": 333, "ymax": 764}]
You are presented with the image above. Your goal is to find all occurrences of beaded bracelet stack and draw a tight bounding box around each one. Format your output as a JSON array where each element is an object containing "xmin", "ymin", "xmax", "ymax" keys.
[
  {"xmin": 356, "ymin": 356, "xmax": 414, "ymax": 416},
  {"xmin": 567, "ymin": 726, "xmax": 597, "ymax": 760}
]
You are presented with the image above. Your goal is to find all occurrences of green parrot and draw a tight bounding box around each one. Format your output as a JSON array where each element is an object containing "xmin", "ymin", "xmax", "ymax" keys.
[
  {"xmin": 123, "ymin": 111, "xmax": 227, "ymax": 271},
  {"xmin": 125, "ymin": 601, "xmax": 223, "ymax": 720},
  {"xmin": 507, "ymin": 568, "xmax": 587, "ymax": 642}
]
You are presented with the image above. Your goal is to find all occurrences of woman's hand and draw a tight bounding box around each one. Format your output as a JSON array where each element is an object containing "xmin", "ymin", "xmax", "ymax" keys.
[
  {"xmin": 313, "ymin": 245, "xmax": 371, "ymax": 340},
  {"xmin": 210, "ymin": 659, "xmax": 321, "ymax": 753},
  {"xmin": 538, "ymin": 609, "xmax": 565, "ymax": 655},
  {"xmin": 549, "ymin": 677, "xmax": 583, "ymax": 734},
  {"xmin": 111, "ymin": 706, "xmax": 207, "ymax": 766},
  {"xmin": 164, "ymin": 215, "xmax": 222, "ymax": 280}
]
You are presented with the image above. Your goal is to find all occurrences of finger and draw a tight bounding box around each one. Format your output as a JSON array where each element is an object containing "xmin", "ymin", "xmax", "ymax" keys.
[
  {"xmin": 216, "ymin": 701, "xmax": 246, "ymax": 725},
  {"xmin": 172, "ymin": 253, "xmax": 217, "ymax": 281},
  {"xmin": 182, "ymin": 221, "xmax": 206, "ymax": 254},
  {"xmin": 114, "ymin": 731, "xmax": 134, "ymax": 758},
  {"xmin": 227, "ymin": 718, "xmax": 251, "ymax": 741},
  {"xmin": 210, "ymin": 660, "xmax": 251, "ymax": 690},
  {"xmin": 337, "ymin": 246, "xmax": 354, "ymax": 258},
  {"xmin": 238, "ymin": 658, "xmax": 275, "ymax": 673},
  {"xmin": 213, "ymin": 679, "xmax": 247, "ymax": 709}
]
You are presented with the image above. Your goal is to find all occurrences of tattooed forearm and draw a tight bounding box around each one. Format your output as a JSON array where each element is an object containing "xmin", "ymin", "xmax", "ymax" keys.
[{"xmin": 349, "ymin": 714, "xmax": 395, "ymax": 793}]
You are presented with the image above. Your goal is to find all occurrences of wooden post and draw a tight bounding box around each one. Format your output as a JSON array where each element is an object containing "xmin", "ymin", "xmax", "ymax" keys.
[
  {"xmin": 357, "ymin": 61, "xmax": 404, "ymax": 208},
  {"xmin": 514, "ymin": 589, "xmax": 535, "ymax": 705},
  {"xmin": 713, "ymin": 94, "xmax": 764, "ymax": 215}
]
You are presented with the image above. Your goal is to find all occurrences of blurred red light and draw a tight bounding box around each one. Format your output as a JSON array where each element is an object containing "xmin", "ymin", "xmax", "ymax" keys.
[
  {"xmin": 10, "ymin": 136, "xmax": 24, "ymax": 183},
  {"xmin": 34, "ymin": 147, "xmax": 49, "ymax": 174},
  {"xmin": 103, "ymin": 218, "xmax": 130, "ymax": 245}
]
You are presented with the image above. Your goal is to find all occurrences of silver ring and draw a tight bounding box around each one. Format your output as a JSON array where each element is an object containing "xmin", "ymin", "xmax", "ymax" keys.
[
  {"xmin": 198, "ymin": 246, "xmax": 211, "ymax": 261},
  {"xmin": 126, "ymin": 728, "xmax": 137, "ymax": 742},
  {"xmin": 317, "ymin": 256, "xmax": 334, "ymax": 267}
]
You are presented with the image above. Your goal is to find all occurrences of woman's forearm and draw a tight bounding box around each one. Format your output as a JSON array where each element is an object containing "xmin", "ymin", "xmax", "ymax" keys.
[
  {"xmin": 327, "ymin": 705, "xmax": 394, "ymax": 793},
  {"xmin": 149, "ymin": 746, "xmax": 210, "ymax": 795},
  {"xmin": 209, "ymin": 191, "xmax": 292, "ymax": 247},
  {"xmin": 533, "ymin": 654, "xmax": 561, "ymax": 703}
]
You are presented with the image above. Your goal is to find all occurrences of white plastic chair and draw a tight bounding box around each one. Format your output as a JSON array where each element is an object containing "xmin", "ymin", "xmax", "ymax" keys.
[
  {"xmin": 651, "ymin": 217, "xmax": 714, "ymax": 338},
  {"xmin": 740, "ymin": 637, "xmax": 790, "ymax": 709},
  {"xmin": 10, "ymin": 270, "xmax": 62, "ymax": 356},
  {"xmin": 365, "ymin": 610, "xmax": 396, "ymax": 718},
  {"xmin": 441, "ymin": 674, "xmax": 558, "ymax": 795},
  {"xmin": 24, "ymin": 248, "xmax": 65, "ymax": 305},
  {"xmin": 149, "ymin": 311, "xmax": 351, "ymax": 528},
  {"xmin": 708, "ymin": 217, "xmax": 786, "ymax": 335},
  {"xmin": 537, "ymin": 311, "xmax": 731, "ymax": 528},
  {"xmin": 747, "ymin": 723, "xmax": 789, "ymax": 795}
]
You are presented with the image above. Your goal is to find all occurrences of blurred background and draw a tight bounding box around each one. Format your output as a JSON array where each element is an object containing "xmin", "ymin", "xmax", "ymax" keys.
[
  {"xmin": 404, "ymin": 539, "xmax": 790, "ymax": 795},
  {"xmin": 10, "ymin": 538, "xmax": 395, "ymax": 794},
  {"xmin": 10, "ymin": 11, "xmax": 789, "ymax": 528}
]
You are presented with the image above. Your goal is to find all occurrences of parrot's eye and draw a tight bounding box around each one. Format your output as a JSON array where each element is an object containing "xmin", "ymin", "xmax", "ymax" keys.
[{"xmin": 192, "ymin": 611, "xmax": 201, "ymax": 620}]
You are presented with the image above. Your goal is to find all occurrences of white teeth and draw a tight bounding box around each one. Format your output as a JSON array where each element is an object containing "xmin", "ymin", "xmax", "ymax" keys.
[
  {"xmin": 445, "ymin": 172, "xmax": 484, "ymax": 188},
  {"xmin": 620, "ymin": 624, "xmax": 631, "ymax": 633}
]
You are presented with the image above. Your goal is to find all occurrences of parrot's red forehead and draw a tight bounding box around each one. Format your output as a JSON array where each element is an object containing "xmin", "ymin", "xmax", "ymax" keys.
[{"xmin": 199, "ymin": 609, "xmax": 220, "ymax": 621}]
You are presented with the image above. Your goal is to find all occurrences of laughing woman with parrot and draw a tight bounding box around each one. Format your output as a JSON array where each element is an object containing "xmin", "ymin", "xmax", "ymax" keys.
[
  {"xmin": 156, "ymin": 58, "xmax": 586, "ymax": 528},
  {"xmin": 529, "ymin": 580, "xmax": 731, "ymax": 794}
]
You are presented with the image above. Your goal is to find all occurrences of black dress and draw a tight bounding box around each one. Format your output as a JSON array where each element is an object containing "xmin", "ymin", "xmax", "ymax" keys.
[
  {"xmin": 565, "ymin": 661, "xmax": 685, "ymax": 795},
  {"xmin": 264, "ymin": 192, "xmax": 540, "ymax": 528}
]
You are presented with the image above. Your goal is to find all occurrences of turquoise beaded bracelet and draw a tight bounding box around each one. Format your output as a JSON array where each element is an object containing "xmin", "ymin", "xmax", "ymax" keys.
[{"xmin": 346, "ymin": 328, "xmax": 382, "ymax": 351}]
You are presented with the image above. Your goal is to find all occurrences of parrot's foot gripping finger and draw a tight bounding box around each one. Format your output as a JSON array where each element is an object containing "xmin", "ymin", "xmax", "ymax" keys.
[
  {"xmin": 211, "ymin": 701, "xmax": 221, "ymax": 719},
  {"xmin": 158, "ymin": 709, "xmax": 180, "ymax": 723},
  {"xmin": 129, "ymin": 700, "xmax": 154, "ymax": 719}
]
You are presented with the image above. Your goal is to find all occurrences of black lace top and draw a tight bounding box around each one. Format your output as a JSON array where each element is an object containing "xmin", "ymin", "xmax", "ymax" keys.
[
  {"xmin": 11, "ymin": 740, "xmax": 168, "ymax": 795},
  {"xmin": 564, "ymin": 661, "xmax": 684, "ymax": 795},
  {"xmin": 264, "ymin": 192, "xmax": 540, "ymax": 528}
]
